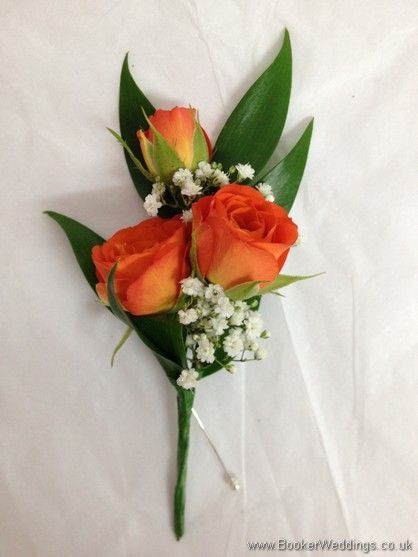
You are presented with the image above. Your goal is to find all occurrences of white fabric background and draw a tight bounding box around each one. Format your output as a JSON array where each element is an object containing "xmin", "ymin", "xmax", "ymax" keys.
[{"xmin": 1, "ymin": 1, "xmax": 417, "ymax": 555}]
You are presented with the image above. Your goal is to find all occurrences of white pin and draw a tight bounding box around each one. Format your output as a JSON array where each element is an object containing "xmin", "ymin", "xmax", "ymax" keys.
[{"xmin": 192, "ymin": 408, "xmax": 240, "ymax": 491}]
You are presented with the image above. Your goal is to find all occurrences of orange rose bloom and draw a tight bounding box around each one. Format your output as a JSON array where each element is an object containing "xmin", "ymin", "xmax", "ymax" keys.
[
  {"xmin": 192, "ymin": 185, "xmax": 298, "ymax": 290},
  {"xmin": 137, "ymin": 107, "xmax": 212, "ymax": 178},
  {"xmin": 92, "ymin": 216, "xmax": 190, "ymax": 316}
]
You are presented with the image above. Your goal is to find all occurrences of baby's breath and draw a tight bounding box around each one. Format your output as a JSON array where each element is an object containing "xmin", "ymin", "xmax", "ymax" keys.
[
  {"xmin": 176, "ymin": 368, "xmax": 198, "ymax": 390},
  {"xmin": 142, "ymin": 160, "xmax": 232, "ymax": 216},
  {"xmin": 175, "ymin": 276, "xmax": 270, "ymax": 387},
  {"xmin": 256, "ymin": 182, "xmax": 275, "ymax": 202},
  {"xmin": 235, "ymin": 163, "xmax": 255, "ymax": 181}
]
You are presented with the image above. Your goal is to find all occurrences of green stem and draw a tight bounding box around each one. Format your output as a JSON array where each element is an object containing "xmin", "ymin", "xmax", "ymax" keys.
[{"xmin": 174, "ymin": 387, "xmax": 195, "ymax": 540}]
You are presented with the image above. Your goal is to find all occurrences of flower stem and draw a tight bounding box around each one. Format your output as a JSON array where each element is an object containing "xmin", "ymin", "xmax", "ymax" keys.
[{"xmin": 174, "ymin": 387, "xmax": 195, "ymax": 540}]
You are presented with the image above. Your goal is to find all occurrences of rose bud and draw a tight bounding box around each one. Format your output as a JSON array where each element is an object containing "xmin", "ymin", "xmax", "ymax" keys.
[
  {"xmin": 192, "ymin": 185, "xmax": 298, "ymax": 290},
  {"xmin": 137, "ymin": 107, "xmax": 212, "ymax": 180},
  {"xmin": 92, "ymin": 216, "xmax": 190, "ymax": 316}
]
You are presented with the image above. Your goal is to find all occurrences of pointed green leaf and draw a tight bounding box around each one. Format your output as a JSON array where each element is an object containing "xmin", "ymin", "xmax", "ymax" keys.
[
  {"xmin": 107, "ymin": 128, "xmax": 153, "ymax": 181},
  {"xmin": 152, "ymin": 129, "xmax": 184, "ymax": 181},
  {"xmin": 106, "ymin": 264, "xmax": 131, "ymax": 326},
  {"xmin": 191, "ymin": 116, "xmax": 209, "ymax": 169},
  {"xmin": 214, "ymin": 29, "xmax": 292, "ymax": 174},
  {"xmin": 44, "ymin": 211, "xmax": 104, "ymax": 292},
  {"xmin": 261, "ymin": 272, "xmax": 323, "ymax": 294},
  {"xmin": 111, "ymin": 326, "xmax": 133, "ymax": 367},
  {"xmin": 132, "ymin": 314, "xmax": 187, "ymax": 371},
  {"xmin": 255, "ymin": 119, "xmax": 313, "ymax": 212},
  {"xmin": 225, "ymin": 272, "xmax": 322, "ymax": 300},
  {"xmin": 119, "ymin": 53, "xmax": 155, "ymax": 199}
]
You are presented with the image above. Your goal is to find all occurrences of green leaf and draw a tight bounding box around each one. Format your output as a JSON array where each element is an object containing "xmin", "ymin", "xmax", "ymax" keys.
[
  {"xmin": 106, "ymin": 264, "xmax": 131, "ymax": 325},
  {"xmin": 107, "ymin": 127, "xmax": 153, "ymax": 181},
  {"xmin": 255, "ymin": 119, "xmax": 313, "ymax": 212},
  {"xmin": 214, "ymin": 29, "xmax": 292, "ymax": 174},
  {"xmin": 225, "ymin": 281, "xmax": 261, "ymax": 301},
  {"xmin": 111, "ymin": 326, "xmax": 133, "ymax": 367},
  {"xmin": 132, "ymin": 313, "xmax": 187, "ymax": 371},
  {"xmin": 261, "ymin": 272, "xmax": 323, "ymax": 294},
  {"xmin": 106, "ymin": 264, "xmax": 187, "ymax": 380},
  {"xmin": 119, "ymin": 53, "xmax": 155, "ymax": 200},
  {"xmin": 151, "ymin": 128, "xmax": 184, "ymax": 181},
  {"xmin": 191, "ymin": 116, "xmax": 209, "ymax": 169},
  {"xmin": 225, "ymin": 272, "xmax": 322, "ymax": 300},
  {"xmin": 44, "ymin": 211, "xmax": 104, "ymax": 292}
]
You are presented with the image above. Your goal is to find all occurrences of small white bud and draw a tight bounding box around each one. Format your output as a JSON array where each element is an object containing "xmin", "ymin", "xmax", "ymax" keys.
[
  {"xmin": 256, "ymin": 182, "xmax": 275, "ymax": 202},
  {"xmin": 180, "ymin": 277, "xmax": 205, "ymax": 297},
  {"xmin": 213, "ymin": 169, "xmax": 229, "ymax": 186},
  {"xmin": 215, "ymin": 296, "xmax": 234, "ymax": 318},
  {"xmin": 178, "ymin": 308, "xmax": 199, "ymax": 325},
  {"xmin": 226, "ymin": 363, "xmax": 237, "ymax": 374},
  {"xmin": 143, "ymin": 193, "xmax": 162, "ymax": 216},
  {"xmin": 236, "ymin": 163, "xmax": 255, "ymax": 181},
  {"xmin": 181, "ymin": 180, "xmax": 202, "ymax": 197},
  {"xmin": 204, "ymin": 284, "xmax": 224, "ymax": 301},
  {"xmin": 195, "ymin": 161, "xmax": 213, "ymax": 179},
  {"xmin": 181, "ymin": 209, "xmax": 193, "ymax": 223},
  {"xmin": 172, "ymin": 168, "xmax": 193, "ymax": 186},
  {"xmin": 196, "ymin": 336, "xmax": 215, "ymax": 364},
  {"xmin": 151, "ymin": 181, "xmax": 166, "ymax": 199},
  {"xmin": 255, "ymin": 348, "xmax": 267, "ymax": 360},
  {"xmin": 176, "ymin": 368, "xmax": 199, "ymax": 390},
  {"xmin": 223, "ymin": 331, "xmax": 244, "ymax": 357}
]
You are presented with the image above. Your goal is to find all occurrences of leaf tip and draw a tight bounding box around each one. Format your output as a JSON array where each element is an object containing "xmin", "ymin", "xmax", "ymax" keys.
[
  {"xmin": 107, "ymin": 127, "xmax": 118, "ymax": 138},
  {"xmin": 282, "ymin": 28, "xmax": 291, "ymax": 48},
  {"xmin": 302, "ymin": 118, "xmax": 314, "ymax": 142},
  {"xmin": 140, "ymin": 106, "xmax": 152, "ymax": 127},
  {"xmin": 122, "ymin": 52, "xmax": 130, "ymax": 68},
  {"xmin": 44, "ymin": 210, "xmax": 59, "ymax": 221}
]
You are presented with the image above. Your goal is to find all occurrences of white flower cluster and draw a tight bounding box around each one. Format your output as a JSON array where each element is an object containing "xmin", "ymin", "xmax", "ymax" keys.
[
  {"xmin": 143, "ymin": 161, "xmax": 231, "ymax": 216},
  {"xmin": 176, "ymin": 277, "xmax": 270, "ymax": 389},
  {"xmin": 172, "ymin": 162, "xmax": 231, "ymax": 196},
  {"xmin": 256, "ymin": 182, "xmax": 275, "ymax": 202},
  {"xmin": 143, "ymin": 182, "xmax": 166, "ymax": 216},
  {"xmin": 235, "ymin": 163, "xmax": 255, "ymax": 181},
  {"xmin": 176, "ymin": 368, "xmax": 199, "ymax": 390}
]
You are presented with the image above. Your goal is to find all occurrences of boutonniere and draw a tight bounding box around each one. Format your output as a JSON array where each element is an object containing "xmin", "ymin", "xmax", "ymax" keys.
[{"xmin": 46, "ymin": 29, "xmax": 320, "ymax": 539}]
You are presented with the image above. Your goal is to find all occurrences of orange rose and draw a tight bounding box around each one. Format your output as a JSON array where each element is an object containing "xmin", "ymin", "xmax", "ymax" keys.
[
  {"xmin": 137, "ymin": 107, "xmax": 212, "ymax": 179},
  {"xmin": 192, "ymin": 185, "xmax": 298, "ymax": 290},
  {"xmin": 92, "ymin": 216, "xmax": 190, "ymax": 316}
]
